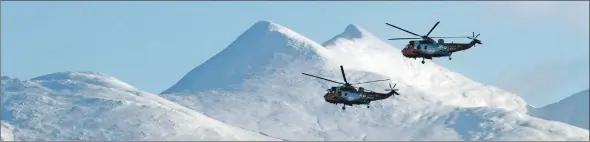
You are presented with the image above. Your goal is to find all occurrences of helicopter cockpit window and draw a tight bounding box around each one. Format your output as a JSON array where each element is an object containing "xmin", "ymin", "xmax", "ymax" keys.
[{"xmin": 328, "ymin": 87, "xmax": 337, "ymax": 93}]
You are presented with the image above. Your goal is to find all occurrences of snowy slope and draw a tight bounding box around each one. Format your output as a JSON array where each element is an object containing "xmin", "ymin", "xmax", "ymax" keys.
[
  {"xmin": 0, "ymin": 73, "xmax": 279, "ymax": 141},
  {"xmin": 161, "ymin": 21, "xmax": 589, "ymax": 141},
  {"xmin": 161, "ymin": 20, "xmax": 329, "ymax": 94},
  {"xmin": 321, "ymin": 24, "xmax": 527, "ymax": 112},
  {"xmin": 529, "ymin": 89, "xmax": 589, "ymax": 130},
  {"xmin": 1, "ymin": 121, "xmax": 16, "ymax": 141}
]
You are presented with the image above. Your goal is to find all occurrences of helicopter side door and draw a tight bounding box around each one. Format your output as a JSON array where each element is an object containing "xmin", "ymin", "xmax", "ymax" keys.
[
  {"xmin": 417, "ymin": 42, "xmax": 437, "ymax": 54},
  {"xmin": 341, "ymin": 91, "xmax": 362, "ymax": 101}
]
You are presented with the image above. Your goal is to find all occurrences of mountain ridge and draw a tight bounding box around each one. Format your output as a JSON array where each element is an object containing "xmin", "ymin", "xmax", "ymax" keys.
[
  {"xmin": 0, "ymin": 72, "xmax": 280, "ymax": 141},
  {"xmin": 528, "ymin": 89, "xmax": 589, "ymax": 130},
  {"xmin": 2, "ymin": 20, "xmax": 587, "ymax": 141},
  {"xmin": 159, "ymin": 21, "xmax": 589, "ymax": 141}
]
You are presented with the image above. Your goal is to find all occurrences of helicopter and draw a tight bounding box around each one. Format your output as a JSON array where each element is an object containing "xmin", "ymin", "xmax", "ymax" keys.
[
  {"xmin": 301, "ymin": 65, "xmax": 401, "ymax": 110},
  {"xmin": 385, "ymin": 21, "xmax": 483, "ymax": 64}
]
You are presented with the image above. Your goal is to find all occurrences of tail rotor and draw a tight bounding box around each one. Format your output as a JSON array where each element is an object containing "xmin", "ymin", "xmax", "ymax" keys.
[
  {"xmin": 385, "ymin": 83, "xmax": 401, "ymax": 95},
  {"xmin": 467, "ymin": 32, "xmax": 482, "ymax": 45},
  {"xmin": 468, "ymin": 32, "xmax": 479, "ymax": 39}
]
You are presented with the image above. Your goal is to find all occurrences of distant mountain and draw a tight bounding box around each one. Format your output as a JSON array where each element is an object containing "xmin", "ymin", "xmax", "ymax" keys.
[
  {"xmin": 0, "ymin": 72, "xmax": 278, "ymax": 141},
  {"xmin": 529, "ymin": 89, "xmax": 589, "ymax": 130},
  {"xmin": 160, "ymin": 21, "xmax": 589, "ymax": 141}
]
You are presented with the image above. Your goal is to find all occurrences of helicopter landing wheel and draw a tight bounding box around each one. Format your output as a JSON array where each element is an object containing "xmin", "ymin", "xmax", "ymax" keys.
[
  {"xmin": 421, "ymin": 60, "xmax": 425, "ymax": 64},
  {"xmin": 449, "ymin": 57, "xmax": 452, "ymax": 60},
  {"xmin": 342, "ymin": 106, "xmax": 346, "ymax": 110},
  {"xmin": 367, "ymin": 105, "xmax": 370, "ymax": 108}
]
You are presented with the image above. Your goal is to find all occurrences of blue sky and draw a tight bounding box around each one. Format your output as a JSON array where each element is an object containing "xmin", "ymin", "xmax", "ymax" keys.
[{"xmin": 2, "ymin": 1, "xmax": 588, "ymax": 106}]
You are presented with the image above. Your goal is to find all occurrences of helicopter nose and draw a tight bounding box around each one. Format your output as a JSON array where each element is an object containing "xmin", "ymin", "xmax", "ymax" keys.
[{"xmin": 401, "ymin": 48, "xmax": 412, "ymax": 56}]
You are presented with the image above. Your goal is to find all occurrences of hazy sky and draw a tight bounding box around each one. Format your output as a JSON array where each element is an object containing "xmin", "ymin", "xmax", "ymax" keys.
[{"xmin": 2, "ymin": 1, "xmax": 588, "ymax": 106}]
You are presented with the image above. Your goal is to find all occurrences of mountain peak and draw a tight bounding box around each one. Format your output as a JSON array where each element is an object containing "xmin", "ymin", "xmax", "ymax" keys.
[
  {"xmin": 30, "ymin": 71, "xmax": 137, "ymax": 91},
  {"xmin": 322, "ymin": 24, "xmax": 379, "ymax": 47},
  {"xmin": 250, "ymin": 20, "xmax": 282, "ymax": 31},
  {"xmin": 31, "ymin": 71, "xmax": 108, "ymax": 81},
  {"xmin": 160, "ymin": 20, "xmax": 326, "ymax": 94},
  {"xmin": 342, "ymin": 24, "xmax": 367, "ymax": 38}
]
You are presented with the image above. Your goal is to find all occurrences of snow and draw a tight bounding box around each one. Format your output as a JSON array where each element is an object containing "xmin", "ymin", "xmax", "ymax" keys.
[
  {"xmin": 161, "ymin": 20, "xmax": 329, "ymax": 94},
  {"xmin": 2, "ymin": 20, "xmax": 587, "ymax": 141},
  {"xmin": 161, "ymin": 21, "xmax": 589, "ymax": 141},
  {"xmin": 0, "ymin": 73, "xmax": 280, "ymax": 141},
  {"xmin": 1, "ymin": 120, "xmax": 15, "ymax": 141},
  {"xmin": 30, "ymin": 71, "xmax": 137, "ymax": 91},
  {"xmin": 529, "ymin": 89, "xmax": 589, "ymax": 130},
  {"xmin": 320, "ymin": 24, "xmax": 527, "ymax": 113}
]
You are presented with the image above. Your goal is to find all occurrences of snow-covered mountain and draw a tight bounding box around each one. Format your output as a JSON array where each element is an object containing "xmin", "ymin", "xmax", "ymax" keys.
[
  {"xmin": 321, "ymin": 24, "xmax": 527, "ymax": 112},
  {"xmin": 0, "ymin": 72, "xmax": 279, "ymax": 141},
  {"xmin": 529, "ymin": 89, "xmax": 589, "ymax": 130},
  {"xmin": 161, "ymin": 20, "xmax": 329, "ymax": 94},
  {"xmin": 161, "ymin": 20, "xmax": 589, "ymax": 141}
]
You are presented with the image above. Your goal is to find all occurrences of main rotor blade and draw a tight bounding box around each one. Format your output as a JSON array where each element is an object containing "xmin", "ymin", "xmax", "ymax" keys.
[
  {"xmin": 429, "ymin": 36, "xmax": 469, "ymax": 39},
  {"xmin": 302, "ymin": 73, "xmax": 345, "ymax": 85},
  {"xmin": 351, "ymin": 79, "xmax": 391, "ymax": 85},
  {"xmin": 340, "ymin": 66, "xmax": 348, "ymax": 84},
  {"xmin": 426, "ymin": 21, "xmax": 440, "ymax": 37},
  {"xmin": 388, "ymin": 37, "xmax": 422, "ymax": 40},
  {"xmin": 385, "ymin": 23, "xmax": 421, "ymax": 37}
]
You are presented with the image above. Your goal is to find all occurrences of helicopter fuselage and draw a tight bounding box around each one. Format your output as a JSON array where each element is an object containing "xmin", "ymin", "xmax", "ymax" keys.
[
  {"xmin": 301, "ymin": 65, "xmax": 400, "ymax": 110},
  {"xmin": 401, "ymin": 39, "xmax": 479, "ymax": 59},
  {"xmin": 323, "ymin": 86, "xmax": 394, "ymax": 106},
  {"xmin": 385, "ymin": 21, "xmax": 482, "ymax": 64}
]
